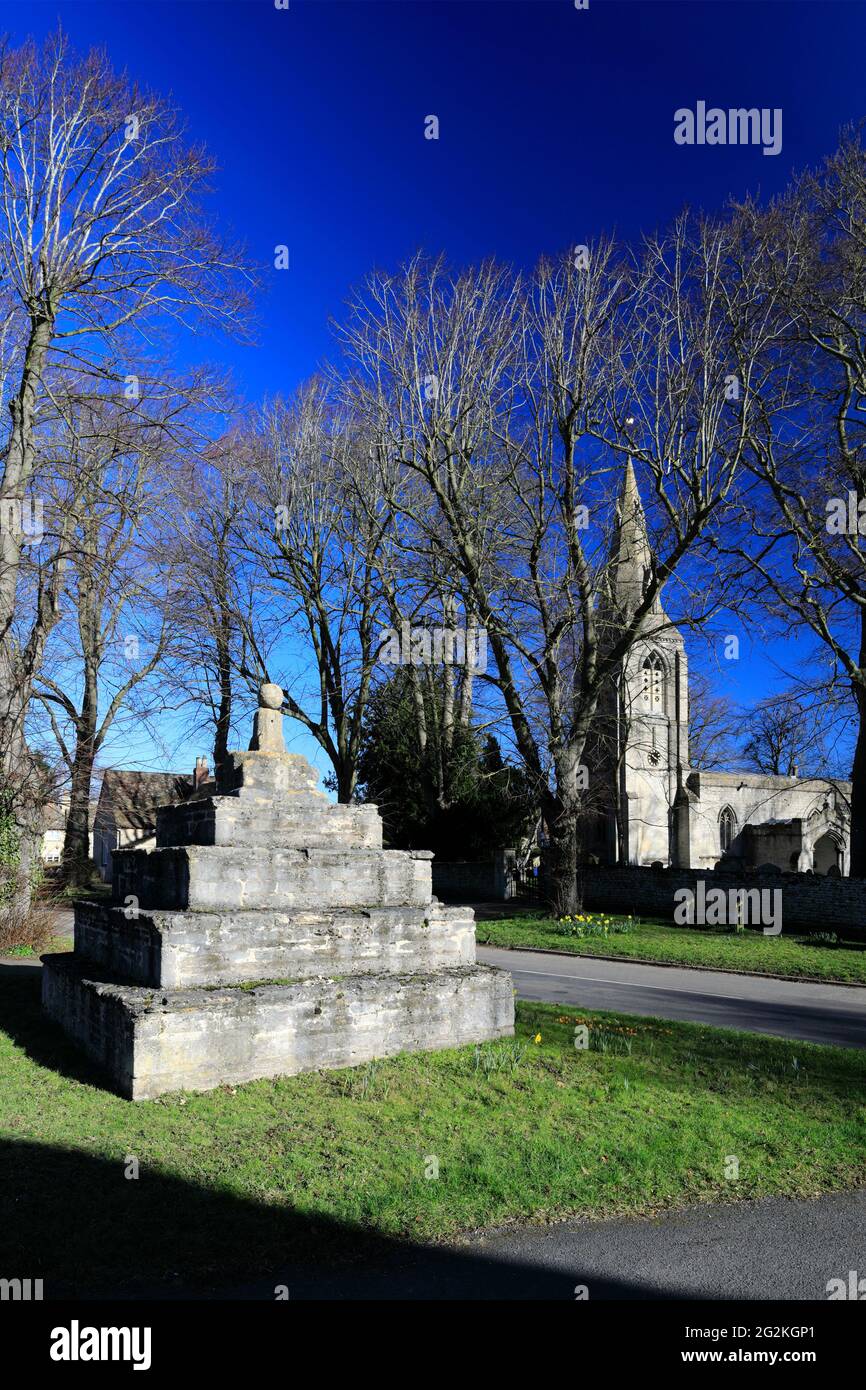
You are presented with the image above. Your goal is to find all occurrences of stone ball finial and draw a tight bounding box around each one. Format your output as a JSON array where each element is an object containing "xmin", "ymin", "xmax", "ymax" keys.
[{"xmin": 259, "ymin": 681, "xmax": 284, "ymax": 711}]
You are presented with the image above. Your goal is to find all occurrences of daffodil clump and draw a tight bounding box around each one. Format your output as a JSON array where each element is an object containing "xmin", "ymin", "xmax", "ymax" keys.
[{"xmin": 554, "ymin": 912, "xmax": 633, "ymax": 939}]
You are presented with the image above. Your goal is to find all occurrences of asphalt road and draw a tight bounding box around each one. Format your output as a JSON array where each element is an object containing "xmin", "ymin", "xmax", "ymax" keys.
[
  {"xmin": 137, "ymin": 1189, "xmax": 866, "ymax": 1300},
  {"xmin": 477, "ymin": 945, "xmax": 866, "ymax": 1049}
]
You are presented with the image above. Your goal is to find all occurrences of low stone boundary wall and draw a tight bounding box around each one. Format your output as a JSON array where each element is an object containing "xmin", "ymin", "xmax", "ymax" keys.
[{"xmin": 580, "ymin": 865, "xmax": 866, "ymax": 936}]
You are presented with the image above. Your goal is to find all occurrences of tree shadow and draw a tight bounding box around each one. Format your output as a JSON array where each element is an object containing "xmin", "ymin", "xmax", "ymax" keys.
[
  {"xmin": 0, "ymin": 1135, "xmax": 697, "ymax": 1301},
  {"xmin": 0, "ymin": 962, "xmax": 117, "ymax": 1090}
]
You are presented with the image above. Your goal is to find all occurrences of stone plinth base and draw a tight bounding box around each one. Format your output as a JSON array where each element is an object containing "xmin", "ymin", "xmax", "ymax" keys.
[
  {"xmin": 42, "ymin": 687, "xmax": 515, "ymax": 1100},
  {"xmin": 41, "ymin": 955, "xmax": 515, "ymax": 1100},
  {"xmin": 73, "ymin": 900, "xmax": 477, "ymax": 988},
  {"xmin": 156, "ymin": 793, "xmax": 382, "ymax": 851},
  {"xmin": 112, "ymin": 846, "xmax": 433, "ymax": 912}
]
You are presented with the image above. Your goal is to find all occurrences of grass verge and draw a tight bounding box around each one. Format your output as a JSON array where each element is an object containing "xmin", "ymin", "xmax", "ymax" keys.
[
  {"xmin": 477, "ymin": 914, "xmax": 866, "ymax": 983},
  {"xmin": 3, "ymin": 937, "xmax": 71, "ymax": 958},
  {"xmin": 0, "ymin": 961, "xmax": 864, "ymax": 1293}
]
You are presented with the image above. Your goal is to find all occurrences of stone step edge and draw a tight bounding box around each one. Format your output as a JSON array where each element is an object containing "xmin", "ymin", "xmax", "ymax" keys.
[
  {"xmin": 113, "ymin": 846, "xmax": 434, "ymax": 861},
  {"xmin": 74, "ymin": 900, "xmax": 472, "ymax": 923},
  {"xmin": 42, "ymin": 955, "xmax": 507, "ymax": 1014},
  {"xmin": 161, "ymin": 793, "xmax": 378, "ymax": 810}
]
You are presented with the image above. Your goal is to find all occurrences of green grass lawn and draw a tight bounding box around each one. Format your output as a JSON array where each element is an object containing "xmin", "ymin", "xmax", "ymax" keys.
[
  {"xmin": 2, "ymin": 937, "xmax": 71, "ymax": 958},
  {"xmin": 477, "ymin": 913, "xmax": 866, "ymax": 983},
  {"xmin": 0, "ymin": 961, "xmax": 864, "ymax": 1293}
]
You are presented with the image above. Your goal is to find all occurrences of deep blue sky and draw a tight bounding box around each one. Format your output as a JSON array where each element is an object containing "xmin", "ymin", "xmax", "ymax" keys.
[
  {"xmin": 8, "ymin": 0, "xmax": 865, "ymax": 775},
  {"xmin": 11, "ymin": 0, "xmax": 861, "ymax": 401}
]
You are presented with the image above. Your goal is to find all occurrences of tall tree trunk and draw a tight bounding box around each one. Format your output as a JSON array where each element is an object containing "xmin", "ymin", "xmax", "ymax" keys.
[
  {"xmin": 213, "ymin": 625, "xmax": 233, "ymax": 779},
  {"xmin": 335, "ymin": 759, "xmax": 356, "ymax": 804},
  {"xmin": 61, "ymin": 634, "xmax": 99, "ymax": 889},
  {"xmin": 61, "ymin": 522, "xmax": 101, "ymax": 887},
  {"xmin": 545, "ymin": 793, "xmax": 580, "ymax": 916},
  {"xmin": 440, "ymin": 593, "xmax": 456, "ymax": 759},
  {"xmin": 850, "ymin": 679, "xmax": 866, "ymax": 878},
  {"xmin": 62, "ymin": 745, "xmax": 97, "ymax": 888},
  {"xmin": 211, "ymin": 532, "xmax": 234, "ymax": 780},
  {"xmin": 457, "ymin": 606, "xmax": 476, "ymax": 728},
  {"xmin": 408, "ymin": 663, "xmax": 428, "ymax": 754},
  {"xmin": 0, "ymin": 315, "xmax": 54, "ymax": 918},
  {"xmin": 546, "ymin": 740, "xmax": 593, "ymax": 914}
]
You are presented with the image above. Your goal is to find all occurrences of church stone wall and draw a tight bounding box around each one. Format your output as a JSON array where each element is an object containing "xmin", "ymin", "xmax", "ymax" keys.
[
  {"xmin": 587, "ymin": 461, "xmax": 852, "ymax": 873},
  {"xmin": 686, "ymin": 773, "xmax": 850, "ymax": 872},
  {"xmin": 580, "ymin": 864, "xmax": 866, "ymax": 936}
]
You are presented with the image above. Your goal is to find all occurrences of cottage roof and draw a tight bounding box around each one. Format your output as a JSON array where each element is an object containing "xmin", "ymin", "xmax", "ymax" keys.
[{"xmin": 96, "ymin": 770, "xmax": 194, "ymax": 830}]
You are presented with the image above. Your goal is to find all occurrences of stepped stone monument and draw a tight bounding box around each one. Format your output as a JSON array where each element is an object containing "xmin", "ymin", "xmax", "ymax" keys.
[{"xmin": 42, "ymin": 684, "xmax": 514, "ymax": 1099}]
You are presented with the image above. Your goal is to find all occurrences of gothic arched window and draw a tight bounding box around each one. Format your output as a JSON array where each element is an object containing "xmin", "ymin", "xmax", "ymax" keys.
[
  {"xmin": 641, "ymin": 653, "xmax": 665, "ymax": 712},
  {"xmin": 719, "ymin": 806, "xmax": 736, "ymax": 854}
]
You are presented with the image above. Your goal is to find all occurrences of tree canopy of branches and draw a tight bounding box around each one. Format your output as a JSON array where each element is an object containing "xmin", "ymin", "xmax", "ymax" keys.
[
  {"xmin": 10, "ymin": 33, "xmax": 866, "ymax": 923},
  {"xmin": 0, "ymin": 28, "xmax": 254, "ymax": 911},
  {"xmin": 729, "ymin": 129, "xmax": 866, "ymax": 870},
  {"xmin": 333, "ymin": 223, "xmax": 786, "ymax": 911}
]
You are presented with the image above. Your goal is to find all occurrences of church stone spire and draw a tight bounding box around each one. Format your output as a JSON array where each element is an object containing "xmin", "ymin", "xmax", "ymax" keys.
[
  {"xmin": 603, "ymin": 457, "xmax": 666, "ymax": 626},
  {"xmin": 585, "ymin": 458, "xmax": 690, "ymax": 868}
]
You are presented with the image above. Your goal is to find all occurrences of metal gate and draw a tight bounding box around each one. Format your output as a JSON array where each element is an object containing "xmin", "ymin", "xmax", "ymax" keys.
[{"xmin": 509, "ymin": 860, "xmax": 546, "ymax": 902}]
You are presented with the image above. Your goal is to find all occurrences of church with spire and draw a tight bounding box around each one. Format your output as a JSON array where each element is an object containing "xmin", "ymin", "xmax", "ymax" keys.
[{"xmin": 584, "ymin": 462, "xmax": 851, "ymax": 876}]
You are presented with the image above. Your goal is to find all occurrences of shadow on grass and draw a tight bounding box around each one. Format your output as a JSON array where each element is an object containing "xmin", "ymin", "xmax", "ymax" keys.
[
  {"xmin": 0, "ymin": 967, "xmax": 697, "ymax": 1301},
  {"xmin": 0, "ymin": 1134, "xmax": 702, "ymax": 1300},
  {"xmin": 0, "ymin": 962, "xmax": 114, "ymax": 1091}
]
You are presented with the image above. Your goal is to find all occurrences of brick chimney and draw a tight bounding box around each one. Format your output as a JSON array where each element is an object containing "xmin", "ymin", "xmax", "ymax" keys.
[{"xmin": 193, "ymin": 755, "xmax": 210, "ymax": 790}]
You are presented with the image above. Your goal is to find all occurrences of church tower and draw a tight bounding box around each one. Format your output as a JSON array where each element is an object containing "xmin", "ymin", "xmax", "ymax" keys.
[{"xmin": 588, "ymin": 460, "xmax": 690, "ymax": 866}]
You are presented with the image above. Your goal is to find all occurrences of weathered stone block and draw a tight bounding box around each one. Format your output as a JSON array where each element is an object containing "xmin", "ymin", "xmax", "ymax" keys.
[
  {"xmin": 155, "ymin": 794, "xmax": 382, "ymax": 851},
  {"xmin": 73, "ymin": 900, "xmax": 477, "ymax": 987},
  {"xmin": 113, "ymin": 846, "xmax": 433, "ymax": 912},
  {"xmin": 217, "ymin": 748, "xmax": 321, "ymax": 797},
  {"xmin": 41, "ymin": 956, "xmax": 515, "ymax": 1100}
]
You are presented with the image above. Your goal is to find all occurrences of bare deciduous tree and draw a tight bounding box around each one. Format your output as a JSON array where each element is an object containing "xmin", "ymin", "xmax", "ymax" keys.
[
  {"xmin": 731, "ymin": 130, "xmax": 866, "ymax": 870},
  {"xmin": 335, "ymin": 230, "xmax": 779, "ymax": 911},
  {"xmin": 34, "ymin": 377, "xmax": 210, "ymax": 885},
  {"xmin": 0, "ymin": 29, "xmax": 254, "ymax": 910},
  {"xmin": 740, "ymin": 691, "xmax": 821, "ymax": 778},
  {"xmin": 238, "ymin": 383, "xmax": 392, "ymax": 801},
  {"xmin": 686, "ymin": 669, "xmax": 739, "ymax": 771},
  {"xmin": 163, "ymin": 417, "xmax": 259, "ymax": 781}
]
